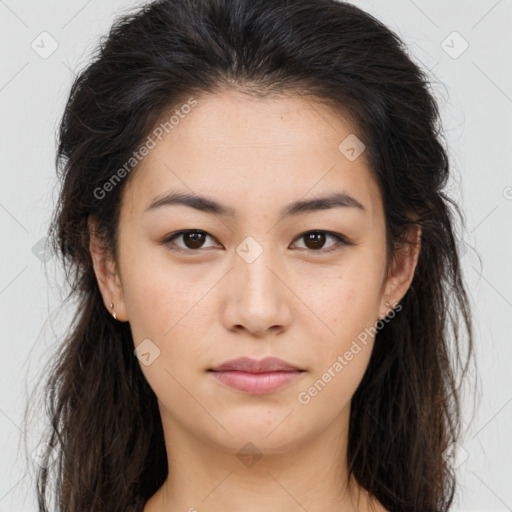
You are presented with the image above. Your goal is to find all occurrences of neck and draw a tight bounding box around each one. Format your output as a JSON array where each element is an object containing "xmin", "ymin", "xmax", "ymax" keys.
[{"xmin": 145, "ymin": 403, "xmax": 378, "ymax": 512}]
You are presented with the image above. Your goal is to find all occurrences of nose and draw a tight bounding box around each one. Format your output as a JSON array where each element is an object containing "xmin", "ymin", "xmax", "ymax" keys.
[{"xmin": 221, "ymin": 239, "xmax": 293, "ymax": 338}]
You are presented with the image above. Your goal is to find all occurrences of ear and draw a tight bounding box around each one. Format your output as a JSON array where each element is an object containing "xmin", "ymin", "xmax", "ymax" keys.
[
  {"xmin": 88, "ymin": 216, "xmax": 128, "ymax": 322},
  {"xmin": 379, "ymin": 224, "xmax": 421, "ymax": 319}
]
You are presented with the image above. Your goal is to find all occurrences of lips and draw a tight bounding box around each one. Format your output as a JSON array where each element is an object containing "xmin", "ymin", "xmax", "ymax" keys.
[
  {"xmin": 208, "ymin": 357, "xmax": 305, "ymax": 394},
  {"xmin": 209, "ymin": 356, "xmax": 303, "ymax": 373}
]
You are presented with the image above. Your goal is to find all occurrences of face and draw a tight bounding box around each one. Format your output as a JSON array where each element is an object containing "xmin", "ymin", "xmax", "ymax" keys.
[{"xmin": 90, "ymin": 89, "xmax": 419, "ymax": 456}]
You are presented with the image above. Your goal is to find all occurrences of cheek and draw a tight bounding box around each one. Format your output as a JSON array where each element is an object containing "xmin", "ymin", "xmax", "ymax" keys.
[
  {"xmin": 294, "ymin": 340, "xmax": 372, "ymax": 434},
  {"xmin": 120, "ymin": 241, "xmax": 199, "ymax": 331},
  {"xmin": 294, "ymin": 276, "xmax": 379, "ymax": 416},
  {"xmin": 124, "ymin": 266, "xmax": 210, "ymax": 410},
  {"xmin": 306, "ymin": 265, "xmax": 382, "ymax": 341},
  {"xmin": 298, "ymin": 266, "xmax": 382, "ymax": 404},
  {"xmin": 122, "ymin": 260, "xmax": 217, "ymax": 380}
]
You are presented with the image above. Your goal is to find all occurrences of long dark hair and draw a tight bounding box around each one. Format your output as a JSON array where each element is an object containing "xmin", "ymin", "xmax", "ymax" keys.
[{"xmin": 26, "ymin": 0, "xmax": 475, "ymax": 510}]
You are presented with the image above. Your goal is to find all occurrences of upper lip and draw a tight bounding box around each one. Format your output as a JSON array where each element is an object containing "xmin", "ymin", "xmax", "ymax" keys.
[{"xmin": 209, "ymin": 357, "xmax": 303, "ymax": 373}]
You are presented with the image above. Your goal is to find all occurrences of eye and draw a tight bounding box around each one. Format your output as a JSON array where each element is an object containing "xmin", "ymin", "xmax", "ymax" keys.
[
  {"xmin": 292, "ymin": 230, "xmax": 350, "ymax": 253},
  {"xmin": 163, "ymin": 230, "xmax": 219, "ymax": 252},
  {"xmin": 162, "ymin": 229, "xmax": 350, "ymax": 254}
]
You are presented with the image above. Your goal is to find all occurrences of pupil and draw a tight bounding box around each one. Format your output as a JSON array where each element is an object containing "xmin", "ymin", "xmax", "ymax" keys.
[
  {"xmin": 306, "ymin": 231, "xmax": 325, "ymax": 250},
  {"xmin": 186, "ymin": 231, "xmax": 204, "ymax": 248}
]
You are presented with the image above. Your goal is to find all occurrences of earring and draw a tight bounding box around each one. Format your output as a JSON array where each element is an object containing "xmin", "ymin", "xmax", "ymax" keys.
[
  {"xmin": 110, "ymin": 302, "xmax": 117, "ymax": 320},
  {"xmin": 379, "ymin": 301, "xmax": 393, "ymax": 320}
]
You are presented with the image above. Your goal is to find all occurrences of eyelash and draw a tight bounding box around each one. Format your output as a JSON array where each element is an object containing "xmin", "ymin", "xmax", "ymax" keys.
[{"xmin": 162, "ymin": 229, "xmax": 351, "ymax": 254}]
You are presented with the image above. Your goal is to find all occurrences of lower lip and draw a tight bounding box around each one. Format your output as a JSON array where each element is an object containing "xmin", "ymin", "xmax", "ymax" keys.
[{"xmin": 209, "ymin": 370, "xmax": 303, "ymax": 394}]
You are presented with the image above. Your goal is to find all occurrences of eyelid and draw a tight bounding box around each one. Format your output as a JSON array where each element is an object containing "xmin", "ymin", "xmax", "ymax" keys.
[
  {"xmin": 163, "ymin": 229, "xmax": 220, "ymax": 252},
  {"xmin": 291, "ymin": 230, "xmax": 350, "ymax": 253},
  {"xmin": 162, "ymin": 229, "xmax": 351, "ymax": 253}
]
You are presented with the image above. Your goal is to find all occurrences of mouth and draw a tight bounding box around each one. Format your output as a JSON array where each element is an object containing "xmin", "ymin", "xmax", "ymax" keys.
[{"xmin": 208, "ymin": 356, "xmax": 306, "ymax": 394}]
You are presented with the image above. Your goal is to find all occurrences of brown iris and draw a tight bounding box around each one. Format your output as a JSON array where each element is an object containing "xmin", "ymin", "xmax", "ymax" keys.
[
  {"xmin": 302, "ymin": 231, "xmax": 327, "ymax": 250},
  {"xmin": 182, "ymin": 231, "xmax": 206, "ymax": 249}
]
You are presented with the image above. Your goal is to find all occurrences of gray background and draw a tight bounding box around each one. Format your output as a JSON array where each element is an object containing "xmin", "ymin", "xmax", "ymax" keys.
[{"xmin": 0, "ymin": 0, "xmax": 511, "ymax": 510}]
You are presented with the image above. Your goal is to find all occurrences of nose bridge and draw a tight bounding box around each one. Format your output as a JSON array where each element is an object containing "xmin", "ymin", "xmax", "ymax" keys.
[
  {"xmin": 223, "ymin": 234, "xmax": 292, "ymax": 335},
  {"xmin": 235, "ymin": 234, "xmax": 280, "ymax": 304}
]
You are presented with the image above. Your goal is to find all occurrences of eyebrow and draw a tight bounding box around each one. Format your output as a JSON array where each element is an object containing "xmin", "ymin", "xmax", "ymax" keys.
[{"xmin": 144, "ymin": 190, "xmax": 366, "ymax": 219}]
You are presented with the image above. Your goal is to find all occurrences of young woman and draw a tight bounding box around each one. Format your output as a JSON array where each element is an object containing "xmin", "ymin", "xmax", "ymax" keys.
[{"xmin": 31, "ymin": 0, "xmax": 474, "ymax": 510}]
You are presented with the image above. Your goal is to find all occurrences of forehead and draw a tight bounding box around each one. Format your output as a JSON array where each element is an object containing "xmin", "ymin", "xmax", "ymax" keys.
[{"xmin": 121, "ymin": 89, "xmax": 381, "ymax": 222}]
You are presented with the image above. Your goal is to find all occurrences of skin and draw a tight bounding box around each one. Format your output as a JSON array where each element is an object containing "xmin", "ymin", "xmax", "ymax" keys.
[{"xmin": 89, "ymin": 89, "xmax": 421, "ymax": 512}]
